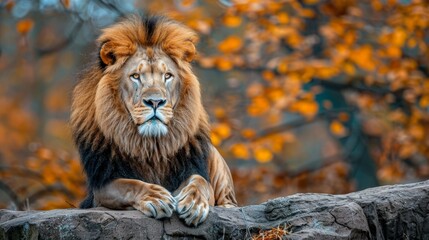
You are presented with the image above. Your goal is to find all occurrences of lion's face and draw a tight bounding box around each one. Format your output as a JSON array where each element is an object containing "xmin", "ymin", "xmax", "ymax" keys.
[{"xmin": 121, "ymin": 48, "xmax": 180, "ymax": 137}]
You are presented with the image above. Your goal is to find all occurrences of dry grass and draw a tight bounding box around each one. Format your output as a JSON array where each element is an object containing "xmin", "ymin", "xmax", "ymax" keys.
[{"xmin": 252, "ymin": 225, "xmax": 291, "ymax": 240}]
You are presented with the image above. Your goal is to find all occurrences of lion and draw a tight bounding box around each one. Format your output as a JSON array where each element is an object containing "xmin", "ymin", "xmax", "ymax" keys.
[{"xmin": 70, "ymin": 15, "xmax": 237, "ymax": 226}]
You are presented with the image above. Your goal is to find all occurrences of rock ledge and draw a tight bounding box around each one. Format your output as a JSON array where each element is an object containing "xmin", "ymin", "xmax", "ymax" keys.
[{"xmin": 1, "ymin": 181, "xmax": 429, "ymax": 239}]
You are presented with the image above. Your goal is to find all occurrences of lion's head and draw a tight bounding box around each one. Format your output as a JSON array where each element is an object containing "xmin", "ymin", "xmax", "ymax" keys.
[
  {"xmin": 71, "ymin": 15, "xmax": 210, "ymax": 161},
  {"xmin": 118, "ymin": 47, "xmax": 179, "ymax": 137}
]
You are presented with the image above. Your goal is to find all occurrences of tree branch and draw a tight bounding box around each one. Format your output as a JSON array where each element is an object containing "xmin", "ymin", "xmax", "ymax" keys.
[
  {"xmin": 36, "ymin": 20, "xmax": 84, "ymax": 57},
  {"xmin": 251, "ymin": 107, "xmax": 355, "ymax": 141},
  {"xmin": 0, "ymin": 181, "xmax": 20, "ymax": 210}
]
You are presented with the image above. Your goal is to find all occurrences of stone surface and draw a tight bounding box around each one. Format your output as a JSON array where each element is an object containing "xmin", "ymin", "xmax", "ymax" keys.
[{"xmin": 1, "ymin": 180, "xmax": 428, "ymax": 239}]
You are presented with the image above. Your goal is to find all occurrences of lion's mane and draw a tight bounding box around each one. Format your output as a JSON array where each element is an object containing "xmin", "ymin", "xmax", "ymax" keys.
[{"xmin": 70, "ymin": 15, "xmax": 212, "ymax": 207}]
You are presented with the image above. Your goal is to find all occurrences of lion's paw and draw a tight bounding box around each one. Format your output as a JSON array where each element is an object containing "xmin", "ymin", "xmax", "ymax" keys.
[
  {"xmin": 134, "ymin": 184, "xmax": 176, "ymax": 219},
  {"xmin": 175, "ymin": 185, "xmax": 210, "ymax": 226}
]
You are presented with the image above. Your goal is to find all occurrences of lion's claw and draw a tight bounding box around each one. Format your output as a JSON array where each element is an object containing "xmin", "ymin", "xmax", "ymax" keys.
[
  {"xmin": 134, "ymin": 185, "xmax": 176, "ymax": 219},
  {"xmin": 175, "ymin": 188, "xmax": 210, "ymax": 226}
]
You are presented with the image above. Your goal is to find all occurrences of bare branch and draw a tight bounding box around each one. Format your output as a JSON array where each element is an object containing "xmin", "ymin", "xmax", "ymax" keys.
[
  {"xmin": 251, "ymin": 107, "xmax": 355, "ymax": 141},
  {"xmin": 18, "ymin": 184, "xmax": 75, "ymax": 209},
  {"xmin": 95, "ymin": 0, "xmax": 125, "ymax": 18},
  {"xmin": 36, "ymin": 20, "xmax": 84, "ymax": 57},
  {"xmin": 0, "ymin": 181, "xmax": 20, "ymax": 210}
]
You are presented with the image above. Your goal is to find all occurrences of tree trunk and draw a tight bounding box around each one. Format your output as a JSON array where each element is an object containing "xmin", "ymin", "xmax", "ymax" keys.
[{"xmin": 1, "ymin": 180, "xmax": 428, "ymax": 239}]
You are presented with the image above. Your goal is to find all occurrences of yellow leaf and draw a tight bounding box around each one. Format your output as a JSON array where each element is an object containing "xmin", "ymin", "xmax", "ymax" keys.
[
  {"xmin": 198, "ymin": 57, "xmax": 215, "ymax": 68},
  {"xmin": 385, "ymin": 46, "xmax": 401, "ymax": 58},
  {"xmin": 287, "ymin": 33, "xmax": 303, "ymax": 48},
  {"xmin": 223, "ymin": 14, "xmax": 241, "ymax": 28},
  {"xmin": 392, "ymin": 27, "xmax": 407, "ymax": 47},
  {"xmin": 268, "ymin": 135, "xmax": 284, "ymax": 153},
  {"xmin": 315, "ymin": 66, "xmax": 340, "ymax": 79},
  {"xmin": 267, "ymin": 88, "xmax": 284, "ymax": 102},
  {"xmin": 299, "ymin": 9, "xmax": 315, "ymax": 18},
  {"xmin": 350, "ymin": 45, "xmax": 375, "ymax": 71},
  {"xmin": 330, "ymin": 120, "xmax": 347, "ymax": 137},
  {"xmin": 231, "ymin": 143, "xmax": 250, "ymax": 159},
  {"xmin": 247, "ymin": 96, "xmax": 270, "ymax": 116},
  {"xmin": 420, "ymin": 96, "xmax": 429, "ymax": 108},
  {"xmin": 262, "ymin": 71, "xmax": 275, "ymax": 81},
  {"xmin": 399, "ymin": 143, "xmax": 416, "ymax": 158},
  {"xmin": 218, "ymin": 36, "xmax": 243, "ymax": 53},
  {"xmin": 289, "ymin": 100, "xmax": 318, "ymax": 119},
  {"xmin": 216, "ymin": 57, "xmax": 234, "ymax": 71},
  {"xmin": 254, "ymin": 147, "xmax": 273, "ymax": 163},
  {"xmin": 16, "ymin": 19, "xmax": 34, "ymax": 35},
  {"xmin": 213, "ymin": 123, "xmax": 231, "ymax": 139},
  {"xmin": 37, "ymin": 148, "xmax": 53, "ymax": 160},
  {"xmin": 214, "ymin": 107, "xmax": 226, "ymax": 118},
  {"xmin": 277, "ymin": 61, "xmax": 288, "ymax": 74},
  {"xmin": 409, "ymin": 125, "xmax": 424, "ymax": 140},
  {"xmin": 241, "ymin": 128, "xmax": 256, "ymax": 139},
  {"xmin": 277, "ymin": 12, "xmax": 289, "ymax": 24},
  {"xmin": 211, "ymin": 132, "xmax": 221, "ymax": 146},
  {"xmin": 343, "ymin": 62, "xmax": 356, "ymax": 75},
  {"xmin": 246, "ymin": 82, "xmax": 263, "ymax": 97},
  {"xmin": 407, "ymin": 38, "xmax": 417, "ymax": 48}
]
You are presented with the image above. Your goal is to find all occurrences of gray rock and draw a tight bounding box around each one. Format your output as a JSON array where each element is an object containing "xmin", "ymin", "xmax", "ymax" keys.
[{"xmin": 1, "ymin": 180, "xmax": 428, "ymax": 239}]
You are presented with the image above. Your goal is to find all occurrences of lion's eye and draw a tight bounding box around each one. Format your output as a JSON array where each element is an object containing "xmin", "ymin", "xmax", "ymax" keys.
[
  {"xmin": 130, "ymin": 73, "xmax": 140, "ymax": 80},
  {"xmin": 164, "ymin": 73, "xmax": 173, "ymax": 81}
]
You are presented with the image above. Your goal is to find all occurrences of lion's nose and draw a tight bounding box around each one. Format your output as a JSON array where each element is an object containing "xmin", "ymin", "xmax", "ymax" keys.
[{"xmin": 143, "ymin": 98, "xmax": 167, "ymax": 109}]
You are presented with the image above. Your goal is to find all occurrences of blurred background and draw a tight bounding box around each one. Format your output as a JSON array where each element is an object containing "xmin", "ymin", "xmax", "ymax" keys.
[{"xmin": 0, "ymin": 0, "xmax": 429, "ymax": 210}]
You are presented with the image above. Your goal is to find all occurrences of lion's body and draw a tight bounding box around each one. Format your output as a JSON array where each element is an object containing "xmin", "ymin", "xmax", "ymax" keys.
[
  {"xmin": 71, "ymin": 15, "xmax": 236, "ymax": 225},
  {"xmin": 73, "ymin": 63, "xmax": 211, "ymax": 203}
]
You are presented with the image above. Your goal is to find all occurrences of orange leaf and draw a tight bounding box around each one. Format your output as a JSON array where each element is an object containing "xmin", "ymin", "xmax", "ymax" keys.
[
  {"xmin": 231, "ymin": 143, "xmax": 250, "ymax": 159},
  {"xmin": 277, "ymin": 12, "xmax": 289, "ymax": 24},
  {"xmin": 213, "ymin": 123, "xmax": 231, "ymax": 139},
  {"xmin": 246, "ymin": 82, "xmax": 263, "ymax": 97},
  {"xmin": 211, "ymin": 132, "xmax": 221, "ymax": 146},
  {"xmin": 241, "ymin": 129, "xmax": 256, "ymax": 139},
  {"xmin": 330, "ymin": 120, "xmax": 347, "ymax": 137},
  {"xmin": 409, "ymin": 125, "xmax": 424, "ymax": 140},
  {"xmin": 216, "ymin": 57, "xmax": 234, "ymax": 71},
  {"xmin": 289, "ymin": 100, "xmax": 318, "ymax": 119},
  {"xmin": 214, "ymin": 107, "xmax": 226, "ymax": 118},
  {"xmin": 247, "ymin": 96, "xmax": 270, "ymax": 116},
  {"xmin": 262, "ymin": 71, "xmax": 275, "ymax": 81},
  {"xmin": 16, "ymin": 19, "xmax": 34, "ymax": 35},
  {"xmin": 223, "ymin": 14, "xmax": 241, "ymax": 28},
  {"xmin": 399, "ymin": 144, "xmax": 416, "ymax": 158},
  {"xmin": 254, "ymin": 147, "xmax": 273, "ymax": 163},
  {"xmin": 419, "ymin": 96, "xmax": 429, "ymax": 108},
  {"xmin": 218, "ymin": 36, "xmax": 243, "ymax": 54},
  {"xmin": 277, "ymin": 61, "xmax": 288, "ymax": 74}
]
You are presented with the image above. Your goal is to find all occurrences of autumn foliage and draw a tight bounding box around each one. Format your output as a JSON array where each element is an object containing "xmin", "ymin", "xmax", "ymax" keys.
[{"xmin": 0, "ymin": 0, "xmax": 428, "ymax": 209}]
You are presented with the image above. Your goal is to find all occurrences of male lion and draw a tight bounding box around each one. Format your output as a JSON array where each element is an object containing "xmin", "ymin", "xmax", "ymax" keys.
[{"xmin": 71, "ymin": 15, "xmax": 237, "ymax": 226}]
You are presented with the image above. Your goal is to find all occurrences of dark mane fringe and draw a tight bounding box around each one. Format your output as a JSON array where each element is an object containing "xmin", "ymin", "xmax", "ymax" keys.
[{"xmin": 71, "ymin": 15, "xmax": 212, "ymax": 207}]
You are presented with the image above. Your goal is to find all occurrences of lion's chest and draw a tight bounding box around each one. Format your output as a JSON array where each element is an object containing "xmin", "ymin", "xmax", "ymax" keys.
[{"xmin": 112, "ymin": 141, "xmax": 210, "ymax": 192}]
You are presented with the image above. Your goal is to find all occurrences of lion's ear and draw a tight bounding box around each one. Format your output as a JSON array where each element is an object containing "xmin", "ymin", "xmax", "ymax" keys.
[
  {"xmin": 182, "ymin": 40, "xmax": 197, "ymax": 62},
  {"xmin": 99, "ymin": 41, "xmax": 116, "ymax": 66}
]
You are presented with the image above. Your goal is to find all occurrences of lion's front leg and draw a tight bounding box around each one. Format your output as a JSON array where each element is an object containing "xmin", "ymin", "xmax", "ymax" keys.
[
  {"xmin": 94, "ymin": 178, "xmax": 176, "ymax": 219},
  {"xmin": 174, "ymin": 175, "xmax": 214, "ymax": 226}
]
